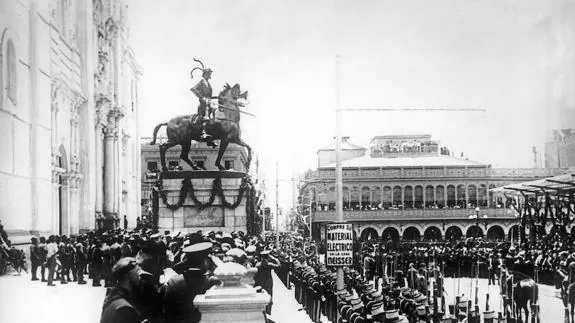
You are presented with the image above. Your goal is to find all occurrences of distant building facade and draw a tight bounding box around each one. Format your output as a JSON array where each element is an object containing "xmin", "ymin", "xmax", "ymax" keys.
[
  {"xmin": 0, "ymin": 0, "xmax": 141, "ymax": 243},
  {"xmin": 300, "ymin": 135, "xmax": 568, "ymax": 242},
  {"xmin": 545, "ymin": 129, "xmax": 575, "ymax": 168},
  {"xmin": 140, "ymin": 137, "xmax": 249, "ymax": 216}
]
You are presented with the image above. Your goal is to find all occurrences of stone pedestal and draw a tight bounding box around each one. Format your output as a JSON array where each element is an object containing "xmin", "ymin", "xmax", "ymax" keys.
[
  {"xmin": 194, "ymin": 263, "xmax": 270, "ymax": 323},
  {"xmin": 156, "ymin": 171, "xmax": 249, "ymax": 234}
]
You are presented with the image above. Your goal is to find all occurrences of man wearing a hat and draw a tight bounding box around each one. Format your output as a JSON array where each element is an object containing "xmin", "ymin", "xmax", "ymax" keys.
[
  {"xmin": 163, "ymin": 242, "xmax": 220, "ymax": 323},
  {"xmin": 254, "ymin": 249, "xmax": 280, "ymax": 315},
  {"xmin": 100, "ymin": 257, "xmax": 150, "ymax": 323}
]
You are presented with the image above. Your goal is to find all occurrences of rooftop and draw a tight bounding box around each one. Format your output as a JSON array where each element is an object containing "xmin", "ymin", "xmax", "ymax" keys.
[
  {"xmin": 319, "ymin": 154, "xmax": 486, "ymax": 168},
  {"xmin": 317, "ymin": 137, "xmax": 366, "ymax": 152}
]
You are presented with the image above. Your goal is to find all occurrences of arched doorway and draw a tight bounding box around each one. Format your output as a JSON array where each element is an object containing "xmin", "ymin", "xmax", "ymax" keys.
[
  {"xmin": 466, "ymin": 226, "xmax": 484, "ymax": 238},
  {"xmin": 382, "ymin": 227, "xmax": 400, "ymax": 241},
  {"xmin": 402, "ymin": 227, "xmax": 421, "ymax": 241},
  {"xmin": 486, "ymin": 225, "xmax": 505, "ymax": 240},
  {"xmin": 423, "ymin": 226, "xmax": 442, "ymax": 241},
  {"xmin": 361, "ymin": 227, "xmax": 378, "ymax": 241},
  {"xmin": 445, "ymin": 226, "xmax": 463, "ymax": 241}
]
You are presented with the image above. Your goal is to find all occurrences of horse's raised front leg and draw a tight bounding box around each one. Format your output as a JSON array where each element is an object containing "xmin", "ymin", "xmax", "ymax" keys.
[{"xmin": 215, "ymin": 140, "xmax": 229, "ymax": 171}]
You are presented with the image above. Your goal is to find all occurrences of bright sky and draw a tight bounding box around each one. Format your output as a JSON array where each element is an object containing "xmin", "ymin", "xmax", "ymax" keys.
[{"xmin": 127, "ymin": 0, "xmax": 568, "ymax": 210}]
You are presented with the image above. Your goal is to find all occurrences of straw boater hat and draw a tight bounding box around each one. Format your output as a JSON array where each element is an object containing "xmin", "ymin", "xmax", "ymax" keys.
[
  {"xmin": 384, "ymin": 309, "xmax": 409, "ymax": 323},
  {"xmin": 414, "ymin": 293, "xmax": 427, "ymax": 304},
  {"xmin": 350, "ymin": 297, "xmax": 364, "ymax": 310}
]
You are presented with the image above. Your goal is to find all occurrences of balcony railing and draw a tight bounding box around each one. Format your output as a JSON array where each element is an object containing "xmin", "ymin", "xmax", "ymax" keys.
[{"xmin": 311, "ymin": 208, "xmax": 515, "ymax": 222}]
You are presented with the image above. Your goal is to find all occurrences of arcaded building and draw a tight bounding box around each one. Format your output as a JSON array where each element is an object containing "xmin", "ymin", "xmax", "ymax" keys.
[{"xmin": 301, "ymin": 135, "xmax": 568, "ymax": 242}]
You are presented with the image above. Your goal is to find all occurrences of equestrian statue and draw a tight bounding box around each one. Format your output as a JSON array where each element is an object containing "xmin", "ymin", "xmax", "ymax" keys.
[{"xmin": 149, "ymin": 59, "xmax": 252, "ymax": 172}]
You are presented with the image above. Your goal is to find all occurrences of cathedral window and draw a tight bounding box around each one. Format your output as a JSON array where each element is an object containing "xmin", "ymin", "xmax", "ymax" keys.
[{"xmin": 6, "ymin": 39, "xmax": 16, "ymax": 105}]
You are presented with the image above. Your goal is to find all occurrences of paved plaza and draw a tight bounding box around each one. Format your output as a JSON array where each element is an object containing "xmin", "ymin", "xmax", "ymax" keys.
[
  {"xmin": 0, "ymin": 269, "xmax": 567, "ymax": 323},
  {"xmin": 0, "ymin": 269, "xmax": 312, "ymax": 323}
]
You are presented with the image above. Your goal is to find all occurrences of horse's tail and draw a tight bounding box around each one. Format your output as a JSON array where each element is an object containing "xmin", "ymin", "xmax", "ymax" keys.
[{"xmin": 150, "ymin": 123, "xmax": 167, "ymax": 145}]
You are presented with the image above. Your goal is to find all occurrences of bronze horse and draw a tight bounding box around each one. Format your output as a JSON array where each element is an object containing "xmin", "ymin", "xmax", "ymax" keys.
[{"xmin": 149, "ymin": 83, "xmax": 251, "ymax": 172}]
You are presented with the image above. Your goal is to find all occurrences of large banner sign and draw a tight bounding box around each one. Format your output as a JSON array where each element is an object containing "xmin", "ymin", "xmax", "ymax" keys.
[{"xmin": 325, "ymin": 223, "xmax": 354, "ymax": 267}]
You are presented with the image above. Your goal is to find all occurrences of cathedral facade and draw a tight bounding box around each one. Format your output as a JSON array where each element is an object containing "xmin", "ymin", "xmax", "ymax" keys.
[{"xmin": 0, "ymin": 0, "xmax": 141, "ymax": 243}]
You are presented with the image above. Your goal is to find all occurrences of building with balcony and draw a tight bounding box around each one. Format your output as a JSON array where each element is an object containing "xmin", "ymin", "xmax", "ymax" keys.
[{"xmin": 300, "ymin": 135, "xmax": 569, "ymax": 242}]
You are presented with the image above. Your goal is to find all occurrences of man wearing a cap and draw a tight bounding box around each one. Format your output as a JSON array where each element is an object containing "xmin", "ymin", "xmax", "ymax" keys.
[
  {"xmin": 163, "ymin": 241, "xmax": 220, "ymax": 323},
  {"xmin": 254, "ymin": 249, "xmax": 280, "ymax": 315},
  {"xmin": 100, "ymin": 257, "xmax": 149, "ymax": 323}
]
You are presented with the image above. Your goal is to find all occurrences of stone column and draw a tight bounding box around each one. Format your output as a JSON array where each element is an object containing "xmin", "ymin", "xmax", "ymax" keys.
[
  {"xmin": 103, "ymin": 125, "xmax": 116, "ymax": 222},
  {"xmin": 113, "ymin": 127, "xmax": 120, "ymax": 219},
  {"xmin": 94, "ymin": 123, "xmax": 104, "ymax": 219},
  {"xmin": 51, "ymin": 171, "xmax": 60, "ymax": 235},
  {"xmin": 60, "ymin": 174, "xmax": 71, "ymax": 236}
]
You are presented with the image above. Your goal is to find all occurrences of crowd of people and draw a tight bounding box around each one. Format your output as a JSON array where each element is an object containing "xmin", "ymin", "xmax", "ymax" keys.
[
  {"xmin": 3, "ymin": 222, "xmax": 575, "ymax": 322},
  {"xmin": 4, "ymin": 227, "xmax": 282, "ymax": 323},
  {"xmin": 276, "ymin": 227, "xmax": 575, "ymax": 323}
]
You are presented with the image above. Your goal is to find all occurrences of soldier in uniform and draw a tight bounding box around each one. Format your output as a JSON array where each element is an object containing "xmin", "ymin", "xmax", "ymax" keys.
[
  {"xmin": 75, "ymin": 240, "xmax": 87, "ymax": 284},
  {"xmin": 30, "ymin": 237, "xmax": 41, "ymax": 281},
  {"xmin": 254, "ymin": 249, "xmax": 281, "ymax": 315},
  {"xmin": 100, "ymin": 257, "xmax": 150, "ymax": 323},
  {"xmin": 91, "ymin": 239, "xmax": 104, "ymax": 287},
  {"xmin": 406, "ymin": 263, "xmax": 418, "ymax": 289},
  {"xmin": 38, "ymin": 236, "xmax": 48, "ymax": 282},
  {"xmin": 190, "ymin": 64, "xmax": 217, "ymax": 148},
  {"xmin": 163, "ymin": 241, "xmax": 220, "ymax": 323}
]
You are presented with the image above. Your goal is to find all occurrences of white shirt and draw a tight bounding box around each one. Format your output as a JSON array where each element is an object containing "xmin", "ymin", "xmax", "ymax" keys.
[{"xmin": 47, "ymin": 242, "xmax": 58, "ymax": 258}]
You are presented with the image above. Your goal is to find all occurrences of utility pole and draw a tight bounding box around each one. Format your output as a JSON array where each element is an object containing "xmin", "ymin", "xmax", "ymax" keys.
[
  {"xmin": 335, "ymin": 55, "xmax": 345, "ymax": 292},
  {"xmin": 309, "ymin": 188, "xmax": 313, "ymax": 241},
  {"xmin": 276, "ymin": 160, "xmax": 280, "ymax": 249}
]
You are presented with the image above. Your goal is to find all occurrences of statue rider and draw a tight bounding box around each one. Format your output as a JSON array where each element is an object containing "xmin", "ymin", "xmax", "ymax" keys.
[{"xmin": 190, "ymin": 59, "xmax": 217, "ymax": 148}]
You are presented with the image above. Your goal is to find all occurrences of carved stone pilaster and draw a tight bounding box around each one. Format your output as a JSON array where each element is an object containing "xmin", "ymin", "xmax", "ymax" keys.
[
  {"xmin": 51, "ymin": 80, "xmax": 62, "ymax": 113},
  {"xmin": 71, "ymin": 155, "xmax": 80, "ymax": 173},
  {"xmin": 121, "ymin": 130, "xmax": 130, "ymax": 156},
  {"xmin": 95, "ymin": 94, "xmax": 111, "ymax": 128},
  {"xmin": 105, "ymin": 17, "xmax": 119, "ymax": 40}
]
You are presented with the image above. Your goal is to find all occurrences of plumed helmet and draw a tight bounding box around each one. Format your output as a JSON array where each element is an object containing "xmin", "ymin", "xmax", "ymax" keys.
[{"xmin": 190, "ymin": 58, "xmax": 212, "ymax": 78}]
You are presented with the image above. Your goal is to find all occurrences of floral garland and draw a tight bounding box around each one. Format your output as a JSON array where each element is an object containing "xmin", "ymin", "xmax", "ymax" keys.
[{"xmin": 155, "ymin": 175, "xmax": 252, "ymax": 211}]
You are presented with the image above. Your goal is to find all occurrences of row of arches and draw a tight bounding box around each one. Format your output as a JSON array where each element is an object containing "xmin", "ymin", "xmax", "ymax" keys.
[
  {"xmin": 359, "ymin": 225, "xmax": 520, "ymax": 241},
  {"xmin": 311, "ymin": 183, "xmax": 511, "ymax": 211}
]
